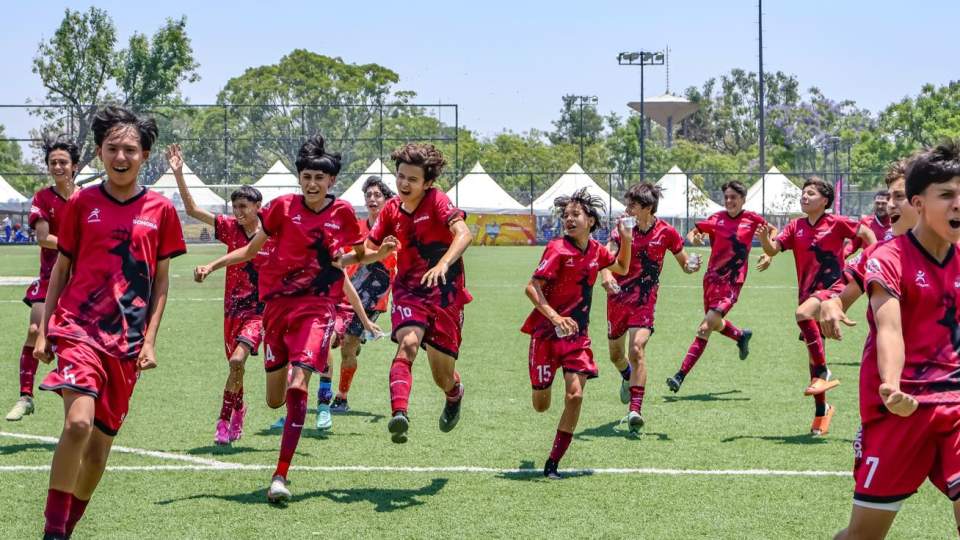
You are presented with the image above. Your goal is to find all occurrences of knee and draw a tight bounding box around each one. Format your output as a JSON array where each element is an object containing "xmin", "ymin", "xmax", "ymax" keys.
[
  {"xmin": 696, "ymin": 323, "xmax": 712, "ymax": 339},
  {"xmin": 27, "ymin": 323, "xmax": 41, "ymax": 342},
  {"xmin": 228, "ymin": 358, "xmax": 245, "ymax": 374},
  {"xmin": 532, "ymin": 395, "xmax": 550, "ymax": 413},
  {"xmin": 266, "ymin": 396, "xmax": 285, "ymax": 409},
  {"xmin": 628, "ymin": 344, "xmax": 646, "ymax": 363},
  {"xmin": 62, "ymin": 417, "xmax": 93, "ymax": 441},
  {"xmin": 397, "ymin": 338, "xmax": 419, "ymax": 359},
  {"xmin": 564, "ymin": 389, "xmax": 583, "ymax": 407}
]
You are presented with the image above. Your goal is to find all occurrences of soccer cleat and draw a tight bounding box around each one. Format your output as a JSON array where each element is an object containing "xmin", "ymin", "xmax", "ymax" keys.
[
  {"xmin": 270, "ymin": 416, "xmax": 286, "ymax": 430},
  {"xmin": 737, "ymin": 329, "xmax": 753, "ymax": 360},
  {"xmin": 315, "ymin": 403, "xmax": 333, "ymax": 432},
  {"xmin": 627, "ymin": 411, "xmax": 645, "ymax": 433},
  {"xmin": 5, "ymin": 396, "xmax": 34, "ymax": 421},
  {"xmin": 388, "ymin": 411, "xmax": 409, "ymax": 444},
  {"xmin": 266, "ymin": 475, "xmax": 291, "ymax": 503},
  {"xmin": 666, "ymin": 372, "xmax": 684, "ymax": 393},
  {"xmin": 543, "ymin": 458, "xmax": 561, "ymax": 480},
  {"xmin": 228, "ymin": 403, "xmax": 247, "ymax": 442},
  {"xmin": 439, "ymin": 384, "xmax": 464, "ymax": 433},
  {"xmin": 619, "ymin": 379, "xmax": 630, "ymax": 404},
  {"xmin": 804, "ymin": 370, "xmax": 840, "ymax": 396},
  {"xmin": 214, "ymin": 419, "xmax": 231, "ymax": 446},
  {"xmin": 330, "ymin": 396, "xmax": 350, "ymax": 414},
  {"xmin": 810, "ymin": 404, "xmax": 836, "ymax": 437}
]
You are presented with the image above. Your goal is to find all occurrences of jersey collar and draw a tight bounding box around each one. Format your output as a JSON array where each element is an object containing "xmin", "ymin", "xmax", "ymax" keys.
[
  {"xmin": 907, "ymin": 230, "xmax": 956, "ymax": 269},
  {"xmin": 101, "ymin": 183, "xmax": 147, "ymax": 206}
]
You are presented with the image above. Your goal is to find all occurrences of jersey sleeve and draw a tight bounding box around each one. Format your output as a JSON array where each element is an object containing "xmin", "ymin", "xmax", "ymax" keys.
[
  {"xmin": 695, "ymin": 213, "xmax": 718, "ymax": 236},
  {"xmin": 864, "ymin": 244, "xmax": 902, "ymax": 299},
  {"xmin": 776, "ymin": 220, "xmax": 796, "ymax": 251},
  {"xmin": 532, "ymin": 243, "xmax": 563, "ymax": 281},
  {"xmin": 28, "ymin": 192, "xmax": 51, "ymax": 229},
  {"xmin": 158, "ymin": 203, "xmax": 187, "ymax": 260},
  {"xmin": 597, "ymin": 244, "xmax": 618, "ymax": 269},
  {"xmin": 841, "ymin": 216, "xmax": 862, "ymax": 240},
  {"xmin": 259, "ymin": 198, "xmax": 286, "ymax": 237},
  {"xmin": 367, "ymin": 205, "xmax": 393, "ymax": 246},
  {"xmin": 433, "ymin": 190, "xmax": 466, "ymax": 225},
  {"xmin": 214, "ymin": 214, "xmax": 231, "ymax": 245},
  {"xmin": 335, "ymin": 206, "xmax": 364, "ymax": 256},
  {"xmin": 666, "ymin": 225, "xmax": 684, "ymax": 254},
  {"xmin": 56, "ymin": 195, "xmax": 80, "ymax": 259}
]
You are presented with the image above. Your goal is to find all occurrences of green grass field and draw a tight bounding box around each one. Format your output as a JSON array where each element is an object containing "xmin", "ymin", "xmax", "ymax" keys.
[{"xmin": 0, "ymin": 244, "xmax": 954, "ymax": 538}]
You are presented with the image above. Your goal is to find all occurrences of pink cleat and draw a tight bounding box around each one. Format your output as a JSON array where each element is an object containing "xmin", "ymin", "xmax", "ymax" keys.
[
  {"xmin": 215, "ymin": 419, "xmax": 231, "ymax": 446},
  {"xmin": 229, "ymin": 404, "xmax": 247, "ymax": 442}
]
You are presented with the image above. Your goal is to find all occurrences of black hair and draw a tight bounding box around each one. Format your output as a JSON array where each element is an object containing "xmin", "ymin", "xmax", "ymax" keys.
[
  {"xmin": 905, "ymin": 140, "xmax": 960, "ymax": 200},
  {"xmin": 91, "ymin": 105, "xmax": 159, "ymax": 151},
  {"xmin": 362, "ymin": 175, "xmax": 395, "ymax": 199},
  {"xmin": 295, "ymin": 134, "xmax": 342, "ymax": 175},
  {"xmin": 720, "ymin": 180, "xmax": 748, "ymax": 199},
  {"xmin": 874, "ymin": 189, "xmax": 889, "ymax": 199},
  {"xmin": 802, "ymin": 177, "xmax": 835, "ymax": 209},
  {"xmin": 624, "ymin": 181, "xmax": 662, "ymax": 214},
  {"xmin": 554, "ymin": 187, "xmax": 605, "ymax": 233},
  {"xmin": 231, "ymin": 185, "xmax": 262, "ymax": 204},
  {"xmin": 42, "ymin": 135, "xmax": 80, "ymax": 165}
]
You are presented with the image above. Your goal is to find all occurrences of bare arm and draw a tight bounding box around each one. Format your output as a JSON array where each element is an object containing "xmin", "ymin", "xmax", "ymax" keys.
[
  {"xmin": 525, "ymin": 278, "xmax": 577, "ymax": 336},
  {"xmin": 673, "ymin": 249, "xmax": 699, "ymax": 274},
  {"xmin": 606, "ymin": 221, "xmax": 633, "ymax": 275},
  {"xmin": 758, "ymin": 223, "xmax": 781, "ymax": 256},
  {"xmin": 34, "ymin": 220, "xmax": 58, "ymax": 250},
  {"xmin": 870, "ymin": 284, "xmax": 917, "ymax": 416},
  {"xmin": 600, "ymin": 240, "xmax": 619, "ymax": 292},
  {"xmin": 194, "ymin": 230, "xmax": 268, "ymax": 282},
  {"xmin": 856, "ymin": 224, "xmax": 877, "ymax": 247},
  {"xmin": 343, "ymin": 237, "xmax": 397, "ymax": 266},
  {"xmin": 421, "ymin": 219, "xmax": 473, "ymax": 287},
  {"xmin": 166, "ymin": 144, "xmax": 215, "ymax": 226},
  {"xmin": 686, "ymin": 227, "xmax": 705, "ymax": 246},
  {"xmin": 34, "ymin": 254, "xmax": 72, "ymax": 362},
  {"xmin": 342, "ymin": 275, "xmax": 382, "ymax": 335},
  {"xmin": 136, "ymin": 258, "xmax": 172, "ymax": 370}
]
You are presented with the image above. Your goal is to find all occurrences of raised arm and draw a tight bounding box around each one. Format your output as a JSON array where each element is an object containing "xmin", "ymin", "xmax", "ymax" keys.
[
  {"xmin": 421, "ymin": 219, "xmax": 473, "ymax": 287},
  {"xmin": 856, "ymin": 224, "xmax": 878, "ymax": 247},
  {"xmin": 194, "ymin": 230, "xmax": 268, "ymax": 282},
  {"xmin": 166, "ymin": 144, "xmax": 215, "ymax": 226},
  {"xmin": 605, "ymin": 220, "xmax": 633, "ymax": 275}
]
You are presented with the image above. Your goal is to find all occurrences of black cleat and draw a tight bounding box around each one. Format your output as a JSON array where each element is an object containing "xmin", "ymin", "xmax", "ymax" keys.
[
  {"xmin": 737, "ymin": 329, "xmax": 753, "ymax": 360},
  {"xmin": 543, "ymin": 458, "xmax": 561, "ymax": 480},
  {"xmin": 388, "ymin": 411, "xmax": 409, "ymax": 444},
  {"xmin": 666, "ymin": 372, "xmax": 685, "ymax": 393},
  {"xmin": 330, "ymin": 396, "xmax": 350, "ymax": 414},
  {"xmin": 439, "ymin": 385, "xmax": 463, "ymax": 433}
]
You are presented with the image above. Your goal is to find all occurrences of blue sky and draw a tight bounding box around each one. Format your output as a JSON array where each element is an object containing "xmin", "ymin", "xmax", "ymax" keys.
[{"xmin": 1, "ymin": 0, "xmax": 958, "ymax": 139}]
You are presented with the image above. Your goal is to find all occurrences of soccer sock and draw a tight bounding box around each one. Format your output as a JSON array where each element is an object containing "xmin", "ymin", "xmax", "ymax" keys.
[
  {"xmin": 19, "ymin": 346, "xmax": 37, "ymax": 396},
  {"xmin": 65, "ymin": 495, "xmax": 89, "ymax": 536},
  {"xmin": 629, "ymin": 386, "xmax": 645, "ymax": 413},
  {"xmin": 680, "ymin": 337, "xmax": 708, "ymax": 375},
  {"xmin": 234, "ymin": 386, "xmax": 244, "ymax": 411},
  {"xmin": 274, "ymin": 387, "xmax": 307, "ymax": 480},
  {"xmin": 797, "ymin": 319, "xmax": 827, "ymax": 368},
  {"xmin": 43, "ymin": 488, "xmax": 72, "ymax": 537},
  {"xmin": 549, "ymin": 430, "xmax": 573, "ymax": 462},
  {"xmin": 445, "ymin": 371, "xmax": 463, "ymax": 402},
  {"xmin": 389, "ymin": 358, "xmax": 413, "ymax": 414},
  {"xmin": 317, "ymin": 376, "xmax": 333, "ymax": 405},
  {"xmin": 719, "ymin": 320, "xmax": 743, "ymax": 341},
  {"xmin": 219, "ymin": 391, "xmax": 236, "ymax": 422},
  {"xmin": 619, "ymin": 365, "xmax": 632, "ymax": 381},
  {"xmin": 338, "ymin": 366, "xmax": 357, "ymax": 397},
  {"xmin": 814, "ymin": 395, "xmax": 826, "ymax": 417}
]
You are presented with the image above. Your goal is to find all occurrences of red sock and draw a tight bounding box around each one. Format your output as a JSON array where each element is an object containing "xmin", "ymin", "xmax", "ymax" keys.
[
  {"xmin": 218, "ymin": 391, "xmax": 236, "ymax": 422},
  {"xmin": 549, "ymin": 430, "xmax": 573, "ymax": 462},
  {"xmin": 719, "ymin": 320, "xmax": 743, "ymax": 341},
  {"xmin": 445, "ymin": 371, "xmax": 463, "ymax": 401},
  {"xmin": 43, "ymin": 488, "xmax": 72, "ymax": 536},
  {"xmin": 274, "ymin": 387, "xmax": 307, "ymax": 479},
  {"xmin": 338, "ymin": 365, "xmax": 357, "ymax": 396},
  {"xmin": 389, "ymin": 358, "xmax": 412, "ymax": 414},
  {"xmin": 680, "ymin": 337, "xmax": 708, "ymax": 375},
  {"xmin": 19, "ymin": 346, "xmax": 37, "ymax": 396},
  {"xmin": 234, "ymin": 386, "xmax": 244, "ymax": 411},
  {"xmin": 629, "ymin": 386, "xmax": 645, "ymax": 413},
  {"xmin": 798, "ymin": 319, "xmax": 826, "ymax": 367},
  {"xmin": 65, "ymin": 495, "xmax": 89, "ymax": 536}
]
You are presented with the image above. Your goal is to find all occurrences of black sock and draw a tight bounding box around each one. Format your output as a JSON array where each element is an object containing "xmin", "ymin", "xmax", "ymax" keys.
[
  {"xmin": 815, "ymin": 402, "xmax": 826, "ymax": 417},
  {"xmin": 619, "ymin": 365, "xmax": 631, "ymax": 381},
  {"xmin": 674, "ymin": 371, "xmax": 685, "ymax": 383}
]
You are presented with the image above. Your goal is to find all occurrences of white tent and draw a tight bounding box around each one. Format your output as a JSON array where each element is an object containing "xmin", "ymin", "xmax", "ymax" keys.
[
  {"xmin": 654, "ymin": 165, "xmax": 723, "ymax": 218},
  {"xmin": 447, "ymin": 162, "xmax": 526, "ymax": 214},
  {"xmin": 252, "ymin": 160, "xmax": 300, "ymax": 203},
  {"xmin": 744, "ymin": 166, "xmax": 802, "ymax": 215},
  {"xmin": 340, "ymin": 159, "xmax": 398, "ymax": 210},
  {"xmin": 0, "ymin": 174, "xmax": 29, "ymax": 212},
  {"xmin": 151, "ymin": 163, "xmax": 227, "ymax": 212},
  {"xmin": 531, "ymin": 164, "xmax": 625, "ymax": 215},
  {"xmin": 76, "ymin": 164, "xmax": 103, "ymax": 186}
]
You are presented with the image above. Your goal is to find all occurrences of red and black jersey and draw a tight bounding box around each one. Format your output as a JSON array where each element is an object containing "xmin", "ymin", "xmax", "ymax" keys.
[
  {"xmin": 28, "ymin": 185, "xmax": 70, "ymax": 282},
  {"xmin": 696, "ymin": 210, "xmax": 767, "ymax": 288},
  {"xmin": 368, "ymin": 188, "xmax": 471, "ymax": 308},
  {"xmin": 48, "ymin": 184, "xmax": 186, "ymax": 358},
  {"xmin": 843, "ymin": 214, "xmax": 889, "ymax": 258},
  {"xmin": 777, "ymin": 213, "xmax": 860, "ymax": 303},
  {"xmin": 346, "ymin": 217, "xmax": 396, "ymax": 312},
  {"xmin": 214, "ymin": 214, "xmax": 270, "ymax": 319},
  {"xmin": 258, "ymin": 194, "xmax": 362, "ymax": 302},
  {"xmin": 521, "ymin": 236, "xmax": 617, "ymax": 338},
  {"xmin": 609, "ymin": 219, "xmax": 683, "ymax": 307}
]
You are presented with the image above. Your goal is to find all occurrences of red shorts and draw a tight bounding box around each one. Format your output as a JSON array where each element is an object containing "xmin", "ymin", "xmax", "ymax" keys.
[
  {"xmin": 224, "ymin": 314, "xmax": 263, "ymax": 359},
  {"xmin": 22, "ymin": 278, "xmax": 48, "ymax": 306},
  {"xmin": 391, "ymin": 293, "xmax": 465, "ymax": 359},
  {"xmin": 606, "ymin": 297, "xmax": 655, "ymax": 339},
  {"xmin": 262, "ymin": 297, "xmax": 335, "ymax": 374},
  {"xmin": 39, "ymin": 337, "xmax": 139, "ymax": 436},
  {"xmin": 853, "ymin": 404, "xmax": 960, "ymax": 507},
  {"xmin": 703, "ymin": 281, "xmax": 743, "ymax": 316},
  {"xmin": 528, "ymin": 334, "xmax": 598, "ymax": 390}
]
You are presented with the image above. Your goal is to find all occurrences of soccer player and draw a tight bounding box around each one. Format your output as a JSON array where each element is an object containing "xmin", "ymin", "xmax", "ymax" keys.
[
  {"xmin": 600, "ymin": 182, "xmax": 700, "ymax": 431},
  {"xmin": 5, "ymin": 137, "xmax": 78, "ymax": 421},
  {"xmin": 759, "ymin": 178, "xmax": 876, "ymax": 435},
  {"xmin": 834, "ymin": 142, "xmax": 960, "ymax": 539},
  {"xmin": 34, "ymin": 106, "xmax": 185, "ymax": 539},
  {"xmin": 342, "ymin": 143, "xmax": 473, "ymax": 444},
  {"xmin": 166, "ymin": 143, "xmax": 268, "ymax": 445},
  {"xmin": 328, "ymin": 175, "xmax": 398, "ymax": 414},
  {"xmin": 666, "ymin": 181, "xmax": 771, "ymax": 393},
  {"xmin": 523, "ymin": 188, "xmax": 631, "ymax": 478},
  {"xmin": 841, "ymin": 189, "xmax": 889, "ymax": 260}
]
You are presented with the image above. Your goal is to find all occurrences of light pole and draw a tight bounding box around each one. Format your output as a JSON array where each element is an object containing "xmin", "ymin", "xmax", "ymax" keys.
[
  {"xmin": 570, "ymin": 95, "xmax": 598, "ymax": 164},
  {"xmin": 618, "ymin": 50, "xmax": 664, "ymax": 181}
]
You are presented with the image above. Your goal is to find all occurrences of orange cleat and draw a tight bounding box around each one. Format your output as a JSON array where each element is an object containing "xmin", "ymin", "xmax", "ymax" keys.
[
  {"xmin": 804, "ymin": 377, "xmax": 840, "ymax": 396},
  {"xmin": 810, "ymin": 404, "xmax": 836, "ymax": 437}
]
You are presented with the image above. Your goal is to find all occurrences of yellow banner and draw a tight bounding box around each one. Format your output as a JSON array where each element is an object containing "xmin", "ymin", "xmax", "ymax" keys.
[{"xmin": 465, "ymin": 214, "xmax": 536, "ymax": 246}]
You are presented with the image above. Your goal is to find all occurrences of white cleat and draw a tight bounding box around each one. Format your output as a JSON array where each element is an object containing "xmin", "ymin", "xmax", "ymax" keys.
[
  {"xmin": 266, "ymin": 475, "xmax": 290, "ymax": 503},
  {"xmin": 5, "ymin": 396, "xmax": 34, "ymax": 421}
]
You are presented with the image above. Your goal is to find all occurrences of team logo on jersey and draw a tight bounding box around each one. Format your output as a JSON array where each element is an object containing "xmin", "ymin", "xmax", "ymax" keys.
[
  {"xmin": 133, "ymin": 217, "xmax": 158, "ymax": 230},
  {"xmin": 537, "ymin": 259, "xmax": 549, "ymax": 272},
  {"xmin": 954, "ymin": 277, "xmax": 960, "ymax": 289},
  {"xmin": 30, "ymin": 205, "xmax": 41, "ymax": 215},
  {"xmin": 564, "ymin": 259, "xmax": 576, "ymax": 266},
  {"xmin": 650, "ymin": 239, "xmax": 662, "ymax": 246},
  {"xmin": 915, "ymin": 270, "xmax": 929, "ymax": 288},
  {"xmin": 718, "ymin": 219, "xmax": 725, "ymax": 225},
  {"xmin": 414, "ymin": 215, "xmax": 430, "ymax": 224},
  {"xmin": 324, "ymin": 222, "xmax": 341, "ymax": 230},
  {"xmin": 796, "ymin": 228, "xmax": 804, "ymax": 237},
  {"xmin": 87, "ymin": 208, "xmax": 102, "ymax": 223},
  {"xmin": 865, "ymin": 258, "xmax": 881, "ymax": 274},
  {"xmin": 292, "ymin": 214, "xmax": 302, "ymax": 224}
]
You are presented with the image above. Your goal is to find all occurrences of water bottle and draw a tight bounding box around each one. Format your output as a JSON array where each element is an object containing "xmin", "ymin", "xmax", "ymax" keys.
[{"xmin": 687, "ymin": 253, "xmax": 701, "ymax": 272}]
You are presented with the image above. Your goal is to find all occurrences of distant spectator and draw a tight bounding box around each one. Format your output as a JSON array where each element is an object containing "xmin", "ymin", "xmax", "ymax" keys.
[
  {"xmin": 199, "ymin": 227, "xmax": 211, "ymax": 242},
  {"xmin": 2, "ymin": 215, "xmax": 11, "ymax": 242}
]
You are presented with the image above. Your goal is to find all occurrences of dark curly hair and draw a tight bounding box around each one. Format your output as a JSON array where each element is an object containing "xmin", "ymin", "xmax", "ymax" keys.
[
  {"xmin": 555, "ymin": 187, "xmax": 605, "ymax": 233},
  {"xmin": 42, "ymin": 135, "xmax": 80, "ymax": 165},
  {"xmin": 92, "ymin": 106, "xmax": 159, "ymax": 151},
  {"xmin": 362, "ymin": 175, "xmax": 395, "ymax": 199},
  {"xmin": 391, "ymin": 143, "xmax": 446, "ymax": 182},
  {"xmin": 905, "ymin": 140, "xmax": 960, "ymax": 200},
  {"xmin": 231, "ymin": 185, "xmax": 262, "ymax": 204},
  {"xmin": 624, "ymin": 181, "xmax": 662, "ymax": 214},
  {"xmin": 295, "ymin": 134, "xmax": 342, "ymax": 175}
]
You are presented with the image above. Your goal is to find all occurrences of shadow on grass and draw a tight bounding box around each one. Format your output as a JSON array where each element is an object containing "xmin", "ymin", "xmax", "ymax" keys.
[
  {"xmin": 496, "ymin": 460, "xmax": 595, "ymax": 482},
  {"xmin": 0, "ymin": 442, "xmax": 51, "ymax": 455},
  {"xmin": 185, "ymin": 445, "xmax": 275, "ymax": 456},
  {"xmin": 721, "ymin": 433, "xmax": 854, "ymax": 445},
  {"xmin": 662, "ymin": 390, "xmax": 750, "ymax": 403},
  {"xmin": 574, "ymin": 421, "xmax": 671, "ymax": 442},
  {"xmin": 333, "ymin": 410, "xmax": 386, "ymax": 424},
  {"xmin": 156, "ymin": 478, "xmax": 448, "ymax": 512}
]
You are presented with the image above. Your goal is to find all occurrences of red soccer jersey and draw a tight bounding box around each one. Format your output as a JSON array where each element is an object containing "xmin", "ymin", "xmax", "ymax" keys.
[
  {"xmin": 215, "ymin": 214, "xmax": 271, "ymax": 319},
  {"xmin": 844, "ymin": 214, "xmax": 889, "ymax": 258},
  {"xmin": 28, "ymin": 186, "xmax": 70, "ymax": 282},
  {"xmin": 695, "ymin": 210, "xmax": 767, "ymax": 288},
  {"xmin": 48, "ymin": 184, "xmax": 186, "ymax": 358},
  {"xmin": 521, "ymin": 236, "xmax": 617, "ymax": 337},
  {"xmin": 860, "ymin": 233, "xmax": 960, "ymax": 420},
  {"xmin": 609, "ymin": 219, "xmax": 683, "ymax": 307},
  {"xmin": 347, "ymin": 217, "xmax": 397, "ymax": 312},
  {"xmin": 368, "ymin": 188, "xmax": 471, "ymax": 308},
  {"xmin": 777, "ymin": 213, "xmax": 860, "ymax": 303},
  {"xmin": 258, "ymin": 194, "xmax": 362, "ymax": 302}
]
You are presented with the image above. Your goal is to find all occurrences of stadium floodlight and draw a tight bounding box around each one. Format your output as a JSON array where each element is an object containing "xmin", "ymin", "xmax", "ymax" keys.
[{"xmin": 616, "ymin": 49, "xmax": 665, "ymax": 181}]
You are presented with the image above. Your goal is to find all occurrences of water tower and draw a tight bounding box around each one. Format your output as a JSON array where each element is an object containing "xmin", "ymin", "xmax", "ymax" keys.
[{"xmin": 627, "ymin": 93, "xmax": 698, "ymax": 148}]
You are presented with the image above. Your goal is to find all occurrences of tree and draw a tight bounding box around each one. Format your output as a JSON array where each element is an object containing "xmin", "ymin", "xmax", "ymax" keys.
[
  {"xmin": 0, "ymin": 125, "xmax": 43, "ymax": 196},
  {"xmin": 548, "ymin": 95, "xmax": 604, "ymax": 146}
]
